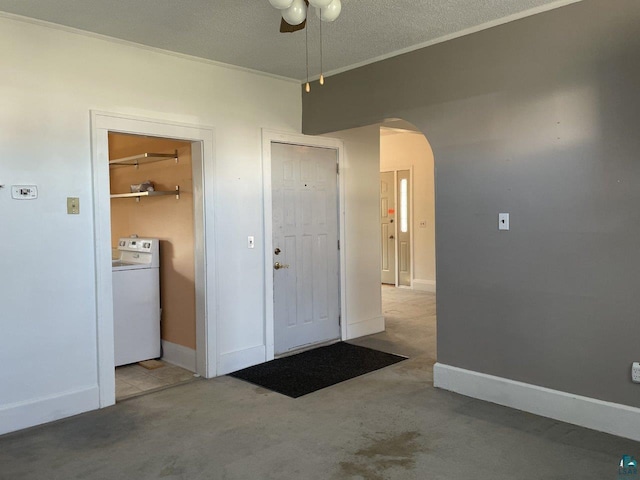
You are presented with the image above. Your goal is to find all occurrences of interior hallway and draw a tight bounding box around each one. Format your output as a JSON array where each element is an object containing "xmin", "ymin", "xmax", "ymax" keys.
[{"xmin": 0, "ymin": 288, "xmax": 635, "ymax": 479}]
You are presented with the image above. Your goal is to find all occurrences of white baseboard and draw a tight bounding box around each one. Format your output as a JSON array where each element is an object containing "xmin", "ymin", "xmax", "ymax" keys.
[
  {"xmin": 434, "ymin": 363, "xmax": 640, "ymax": 442},
  {"xmin": 0, "ymin": 386, "xmax": 99, "ymax": 436},
  {"xmin": 347, "ymin": 315, "xmax": 385, "ymax": 340},
  {"xmin": 218, "ymin": 345, "xmax": 266, "ymax": 375},
  {"xmin": 161, "ymin": 340, "xmax": 196, "ymax": 372},
  {"xmin": 412, "ymin": 279, "xmax": 436, "ymax": 292}
]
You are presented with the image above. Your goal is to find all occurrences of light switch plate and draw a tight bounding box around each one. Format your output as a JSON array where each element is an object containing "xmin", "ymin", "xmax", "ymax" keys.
[
  {"xmin": 67, "ymin": 197, "xmax": 80, "ymax": 214},
  {"xmin": 248, "ymin": 236, "xmax": 255, "ymax": 249},
  {"xmin": 498, "ymin": 213, "xmax": 510, "ymax": 231}
]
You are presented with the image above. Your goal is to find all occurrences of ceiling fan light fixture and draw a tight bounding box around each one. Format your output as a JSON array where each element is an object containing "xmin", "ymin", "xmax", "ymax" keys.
[
  {"xmin": 315, "ymin": 0, "xmax": 341, "ymax": 22},
  {"xmin": 282, "ymin": 0, "xmax": 307, "ymax": 26},
  {"xmin": 268, "ymin": 0, "xmax": 294, "ymax": 9},
  {"xmin": 308, "ymin": 0, "xmax": 333, "ymax": 8}
]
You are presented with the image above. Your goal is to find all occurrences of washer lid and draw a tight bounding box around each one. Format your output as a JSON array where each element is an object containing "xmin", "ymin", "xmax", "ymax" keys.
[{"xmin": 112, "ymin": 261, "xmax": 151, "ymax": 271}]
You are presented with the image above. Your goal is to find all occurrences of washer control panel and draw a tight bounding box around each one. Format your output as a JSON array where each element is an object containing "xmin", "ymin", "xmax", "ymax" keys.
[{"xmin": 118, "ymin": 238, "xmax": 155, "ymax": 252}]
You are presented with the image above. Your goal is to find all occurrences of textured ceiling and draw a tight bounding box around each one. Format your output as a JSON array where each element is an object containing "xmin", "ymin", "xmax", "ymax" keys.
[{"xmin": 0, "ymin": 0, "xmax": 579, "ymax": 80}]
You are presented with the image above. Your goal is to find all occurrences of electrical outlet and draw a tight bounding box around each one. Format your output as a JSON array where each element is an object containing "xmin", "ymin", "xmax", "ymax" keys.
[{"xmin": 632, "ymin": 362, "xmax": 640, "ymax": 383}]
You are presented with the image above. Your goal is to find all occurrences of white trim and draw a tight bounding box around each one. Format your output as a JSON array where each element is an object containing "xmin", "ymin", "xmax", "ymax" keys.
[
  {"xmin": 433, "ymin": 363, "xmax": 640, "ymax": 442},
  {"xmin": 315, "ymin": 0, "xmax": 585, "ymax": 81},
  {"xmin": 91, "ymin": 111, "xmax": 217, "ymax": 411},
  {"xmin": 190, "ymin": 140, "xmax": 212, "ymax": 378},
  {"xmin": 0, "ymin": 11, "xmax": 298, "ymax": 85},
  {"xmin": 161, "ymin": 341, "xmax": 197, "ymax": 372},
  {"xmin": 412, "ymin": 279, "xmax": 436, "ymax": 293},
  {"xmin": 262, "ymin": 130, "xmax": 347, "ymax": 360},
  {"xmin": 347, "ymin": 316, "xmax": 385, "ymax": 340},
  {"xmin": 0, "ymin": 386, "xmax": 99, "ymax": 436},
  {"xmin": 218, "ymin": 346, "xmax": 266, "ymax": 375}
]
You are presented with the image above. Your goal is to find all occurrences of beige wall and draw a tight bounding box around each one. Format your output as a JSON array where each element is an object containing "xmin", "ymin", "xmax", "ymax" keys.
[
  {"xmin": 325, "ymin": 125, "xmax": 385, "ymax": 337},
  {"xmin": 380, "ymin": 131, "xmax": 436, "ymax": 289},
  {"xmin": 109, "ymin": 134, "xmax": 196, "ymax": 350}
]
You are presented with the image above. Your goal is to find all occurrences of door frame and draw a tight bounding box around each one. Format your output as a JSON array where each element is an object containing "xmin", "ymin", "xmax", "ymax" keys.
[
  {"xmin": 262, "ymin": 129, "xmax": 347, "ymax": 361},
  {"xmin": 380, "ymin": 166, "xmax": 414, "ymax": 288},
  {"xmin": 91, "ymin": 111, "xmax": 216, "ymax": 408}
]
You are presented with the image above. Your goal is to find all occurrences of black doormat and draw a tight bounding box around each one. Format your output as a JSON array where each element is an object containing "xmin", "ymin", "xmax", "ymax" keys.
[{"xmin": 229, "ymin": 342, "xmax": 407, "ymax": 398}]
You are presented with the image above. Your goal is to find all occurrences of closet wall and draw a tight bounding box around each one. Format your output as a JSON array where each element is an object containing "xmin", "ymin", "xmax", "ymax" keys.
[{"xmin": 109, "ymin": 133, "xmax": 195, "ymax": 351}]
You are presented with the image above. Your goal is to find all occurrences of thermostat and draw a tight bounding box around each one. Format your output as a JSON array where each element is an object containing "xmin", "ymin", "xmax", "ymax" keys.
[{"xmin": 12, "ymin": 185, "xmax": 38, "ymax": 200}]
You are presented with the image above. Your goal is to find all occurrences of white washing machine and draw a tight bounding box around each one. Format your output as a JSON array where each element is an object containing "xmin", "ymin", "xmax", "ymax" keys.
[{"xmin": 113, "ymin": 237, "xmax": 161, "ymax": 367}]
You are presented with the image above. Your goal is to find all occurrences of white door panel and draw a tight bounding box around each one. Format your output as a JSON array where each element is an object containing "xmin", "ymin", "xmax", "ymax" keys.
[
  {"xmin": 380, "ymin": 171, "xmax": 396, "ymax": 284},
  {"xmin": 272, "ymin": 143, "xmax": 340, "ymax": 355}
]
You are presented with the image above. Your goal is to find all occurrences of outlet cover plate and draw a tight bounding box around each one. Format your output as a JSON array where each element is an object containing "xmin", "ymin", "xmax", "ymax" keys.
[
  {"xmin": 632, "ymin": 362, "xmax": 640, "ymax": 383},
  {"xmin": 67, "ymin": 197, "xmax": 80, "ymax": 214}
]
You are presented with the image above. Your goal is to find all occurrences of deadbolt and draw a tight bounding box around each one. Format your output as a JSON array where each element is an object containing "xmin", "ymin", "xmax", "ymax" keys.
[{"xmin": 274, "ymin": 248, "xmax": 281, "ymax": 255}]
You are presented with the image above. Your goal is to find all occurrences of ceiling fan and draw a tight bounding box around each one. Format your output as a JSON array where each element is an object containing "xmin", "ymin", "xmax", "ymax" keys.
[{"xmin": 268, "ymin": 0, "xmax": 342, "ymax": 33}]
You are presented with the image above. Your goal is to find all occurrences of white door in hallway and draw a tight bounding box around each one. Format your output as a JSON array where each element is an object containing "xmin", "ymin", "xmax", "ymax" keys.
[
  {"xmin": 271, "ymin": 142, "xmax": 341, "ymax": 355},
  {"xmin": 380, "ymin": 171, "xmax": 396, "ymax": 284}
]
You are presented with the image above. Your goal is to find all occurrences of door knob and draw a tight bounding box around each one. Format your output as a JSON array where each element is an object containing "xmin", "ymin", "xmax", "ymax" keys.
[
  {"xmin": 274, "ymin": 262, "xmax": 290, "ymax": 270},
  {"xmin": 389, "ymin": 235, "xmax": 395, "ymax": 239}
]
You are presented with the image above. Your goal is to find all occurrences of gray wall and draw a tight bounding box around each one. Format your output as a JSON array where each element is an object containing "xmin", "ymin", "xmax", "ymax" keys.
[{"xmin": 303, "ymin": 0, "xmax": 640, "ymax": 407}]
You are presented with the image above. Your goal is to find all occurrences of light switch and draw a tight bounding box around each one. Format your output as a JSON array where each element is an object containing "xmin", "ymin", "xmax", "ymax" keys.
[
  {"xmin": 498, "ymin": 213, "xmax": 509, "ymax": 231},
  {"xmin": 248, "ymin": 236, "xmax": 255, "ymax": 249},
  {"xmin": 67, "ymin": 197, "xmax": 80, "ymax": 215}
]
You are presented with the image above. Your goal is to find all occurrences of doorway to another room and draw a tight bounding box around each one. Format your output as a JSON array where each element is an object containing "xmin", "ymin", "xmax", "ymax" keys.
[
  {"xmin": 379, "ymin": 122, "xmax": 436, "ymax": 293},
  {"xmin": 108, "ymin": 133, "xmax": 198, "ymax": 401},
  {"xmin": 378, "ymin": 120, "xmax": 437, "ymax": 361}
]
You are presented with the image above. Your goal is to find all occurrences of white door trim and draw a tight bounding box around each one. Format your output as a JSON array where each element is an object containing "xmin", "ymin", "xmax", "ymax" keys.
[
  {"xmin": 91, "ymin": 111, "xmax": 216, "ymax": 408},
  {"xmin": 262, "ymin": 130, "xmax": 347, "ymax": 361}
]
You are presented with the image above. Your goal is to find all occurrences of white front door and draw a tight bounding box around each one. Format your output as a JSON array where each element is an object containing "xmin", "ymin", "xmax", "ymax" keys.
[
  {"xmin": 271, "ymin": 142, "xmax": 341, "ymax": 355},
  {"xmin": 380, "ymin": 171, "xmax": 396, "ymax": 285}
]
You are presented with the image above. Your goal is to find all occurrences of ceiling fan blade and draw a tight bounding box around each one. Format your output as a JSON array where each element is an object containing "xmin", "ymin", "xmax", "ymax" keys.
[
  {"xmin": 280, "ymin": 17, "xmax": 307, "ymax": 33},
  {"xmin": 279, "ymin": 0, "xmax": 309, "ymax": 33}
]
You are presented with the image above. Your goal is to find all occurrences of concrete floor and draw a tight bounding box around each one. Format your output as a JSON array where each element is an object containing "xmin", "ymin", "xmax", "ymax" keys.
[{"xmin": 1, "ymin": 287, "xmax": 637, "ymax": 479}]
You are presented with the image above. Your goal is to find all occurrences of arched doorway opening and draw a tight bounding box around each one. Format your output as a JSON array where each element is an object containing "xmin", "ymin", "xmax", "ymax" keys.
[{"xmin": 322, "ymin": 118, "xmax": 437, "ymax": 368}]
